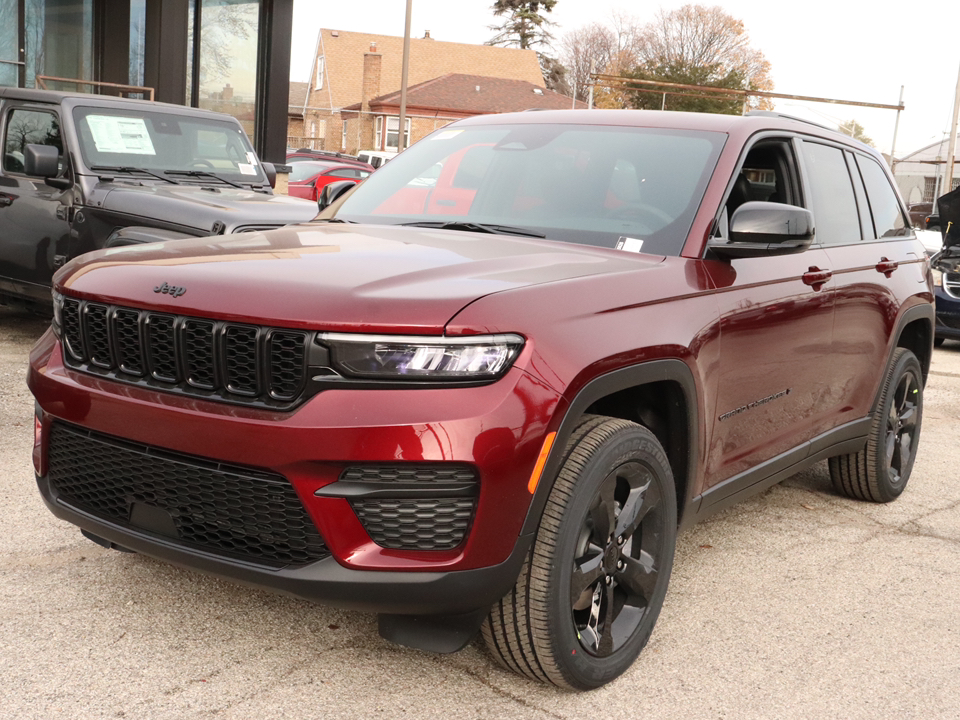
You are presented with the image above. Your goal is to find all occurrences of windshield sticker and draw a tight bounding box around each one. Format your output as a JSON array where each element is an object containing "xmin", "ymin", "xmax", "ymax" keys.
[
  {"xmin": 237, "ymin": 163, "xmax": 257, "ymax": 175},
  {"xmin": 616, "ymin": 237, "xmax": 644, "ymax": 253},
  {"xmin": 86, "ymin": 115, "xmax": 156, "ymax": 155},
  {"xmin": 245, "ymin": 152, "xmax": 258, "ymax": 166},
  {"xmin": 431, "ymin": 129, "xmax": 463, "ymax": 141}
]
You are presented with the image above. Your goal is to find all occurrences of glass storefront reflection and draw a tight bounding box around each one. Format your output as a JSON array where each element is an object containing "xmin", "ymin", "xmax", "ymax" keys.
[
  {"xmin": 0, "ymin": 0, "xmax": 19, "ymax": 87},
  {"xmin": 25, "ymin": 0, "xmax": 94, "ymax": 90},
  {"xmin": 197, "ymin": 0, "xmax": 260, "ymax": 137}
]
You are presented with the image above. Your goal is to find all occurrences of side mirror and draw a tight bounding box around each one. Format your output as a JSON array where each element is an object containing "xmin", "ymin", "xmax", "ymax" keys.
[
  {"xmin": 710, "ymin": 201, "xmax": 815, "ymax": 259},
  {"xmin": 318, "ymin": 180, "xmax": 356, "ymax": 211},
  {"xmin": 261, "ymin": 161, "xmax": 277, "ymax": 189},
  {"xmin": 925, "ymin": 214, "xmax": 941, "ymax": 233},
  {"xmin": 24, "ymin": 144, "xmax": 71, "ymax": 190}
]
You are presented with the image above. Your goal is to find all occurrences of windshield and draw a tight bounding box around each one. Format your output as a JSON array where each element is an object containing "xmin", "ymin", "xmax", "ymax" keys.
[
  {"xmin": 71, "ymin": 106, "xmax": 266, "ymax": 185},
  {"xmin": 334, "ymin": 123, "xmax": 725, "ymax": 256}
]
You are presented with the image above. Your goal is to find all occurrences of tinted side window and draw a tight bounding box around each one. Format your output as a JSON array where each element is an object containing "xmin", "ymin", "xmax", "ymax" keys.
[
  {"xmin": 801, "ymin": 142, "xmax": 861, "ymax": 246},
  {"xmin": 855, "ymin": 155, "xmax": 908, "ymax": 238},
  {"xmin": 3, "ymin": 109, "xmax": 64, "ymax": 174}
]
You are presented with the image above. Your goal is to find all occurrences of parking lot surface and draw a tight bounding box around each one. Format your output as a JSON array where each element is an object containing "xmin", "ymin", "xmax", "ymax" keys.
[{"xmin": 2, "ymin": 305, "xmax": 958, "ymax": 719}]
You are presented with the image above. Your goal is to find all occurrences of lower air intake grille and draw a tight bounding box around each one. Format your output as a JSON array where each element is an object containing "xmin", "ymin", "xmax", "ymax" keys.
[
  {"xmin": 46, "ymin": 423, "xmax": 329, "ymax": 568},
  {"xmin": 351, "ymin": 498, "xmax": 477, "ymax": 550}
]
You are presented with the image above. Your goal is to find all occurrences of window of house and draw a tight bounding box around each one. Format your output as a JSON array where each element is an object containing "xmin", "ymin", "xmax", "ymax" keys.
[
  {"xmin": 316, "ymin": 56, "xmax": 324, "ymax": 90},
  {"xmin": 384, "ymin": 116, "xmax": 411, "ymax": 152},
  {"xmin": 342, "ymin": 120, "xmax": 348, "ymax": 151}
]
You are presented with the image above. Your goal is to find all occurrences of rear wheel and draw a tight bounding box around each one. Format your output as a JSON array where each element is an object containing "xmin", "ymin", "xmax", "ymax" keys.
[
  {"xmin": 483, "ymin": 415, "xmax": 677, "ymax": 690},
  {"xmin": 829, "ymin": 348, "xmax": 923, "ymax": 502}
]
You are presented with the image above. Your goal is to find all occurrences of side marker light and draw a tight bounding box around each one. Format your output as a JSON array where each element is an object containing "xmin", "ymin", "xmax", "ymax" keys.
[{"xmin": 527, "ymin": 432, "xmax": 557, "ymax": 494}]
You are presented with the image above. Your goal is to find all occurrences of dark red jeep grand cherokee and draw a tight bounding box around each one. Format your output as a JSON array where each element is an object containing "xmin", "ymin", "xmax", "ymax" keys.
[{"xmin": 28, "ymin": 110, "xmax": 933, "ymax": 690}]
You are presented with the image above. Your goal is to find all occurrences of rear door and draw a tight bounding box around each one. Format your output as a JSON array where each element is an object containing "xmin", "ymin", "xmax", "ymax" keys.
[
  {"xmin": 0, "ymin": 102, "xmax": 71, "ymax": 302},
  {"xmin": 811, "ymin": 143, "xmax": 927, "ymax": 425}
]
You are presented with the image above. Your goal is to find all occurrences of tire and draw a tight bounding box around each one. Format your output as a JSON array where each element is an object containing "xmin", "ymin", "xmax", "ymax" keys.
[
  {"xmin": 483, "ymin": 415, "xmax": 677, "ymax": 690},
  {"xmin": 828, "ymin": 348, "xmax": 923, "ymax": 503}
]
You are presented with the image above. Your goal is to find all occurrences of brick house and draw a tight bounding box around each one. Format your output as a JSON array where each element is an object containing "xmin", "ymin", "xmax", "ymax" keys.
[
  {"xmin": 342, "ymin": 73, "xmax": 587, "ymax": 152},
  {"xmin": 287, "ymin": 81, "xmax": 311, "ymax": 148},
  {"xmin": 291, "ymin": 28, "xmax": 546, "ymax": 154}
]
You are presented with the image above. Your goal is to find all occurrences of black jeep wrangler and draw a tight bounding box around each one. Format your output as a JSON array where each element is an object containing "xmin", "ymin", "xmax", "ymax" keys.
[{"xmin": 0, "ymin": 88, "xmax": 318, "ymax": 310}]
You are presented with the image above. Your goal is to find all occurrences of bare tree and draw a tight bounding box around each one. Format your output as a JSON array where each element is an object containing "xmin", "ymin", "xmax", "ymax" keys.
[
  {"xmin": 632, "ymin": 4, "xmax": 773, "ymax": 112},
  {"xmin": 197, "ymin": 3, "xmax": 258, "ymax": 91},
  {"xmin": 559, "ymin": 23, "xmax": 616, "ymax": 102}
]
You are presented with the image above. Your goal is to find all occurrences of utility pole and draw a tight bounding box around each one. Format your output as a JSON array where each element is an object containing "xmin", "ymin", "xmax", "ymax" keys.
[
  {"xmin": 943, "ymin": 61, "xmax": 960, "ymax": 203},
  {"xmin": 398, "ymin": 0, "xmax": 412, "ymax": 152}
]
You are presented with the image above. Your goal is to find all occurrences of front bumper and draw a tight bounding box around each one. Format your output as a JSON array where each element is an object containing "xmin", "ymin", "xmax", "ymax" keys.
[{"xmin": 29, "ymin": 329, "xmax": 560, "ymax": 616}]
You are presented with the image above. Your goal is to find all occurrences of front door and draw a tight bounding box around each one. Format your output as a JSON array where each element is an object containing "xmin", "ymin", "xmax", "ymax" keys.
[{"xmin": 0, "ymin": 104, "xmax": 71, "ymax": 302}]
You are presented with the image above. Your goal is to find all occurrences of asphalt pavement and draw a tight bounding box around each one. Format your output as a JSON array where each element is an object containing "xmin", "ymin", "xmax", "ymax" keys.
[{"xmin": 1, "ymin": 304, "xmax": 958, "ymax": 719}]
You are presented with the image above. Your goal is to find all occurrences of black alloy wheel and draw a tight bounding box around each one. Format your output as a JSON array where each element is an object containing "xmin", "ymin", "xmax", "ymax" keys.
[
  {"xmin": 483, "ymin": 415, "xmax": 677, "ymax": 690},
  {"xmin": 829, "ymin": 348, "xmax": 923, "ymax": 503}
]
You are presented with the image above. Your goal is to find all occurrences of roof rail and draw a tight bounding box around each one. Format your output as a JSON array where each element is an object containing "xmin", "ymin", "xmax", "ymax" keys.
[{"xmin": 745, "ymin": 110, "xmax": 835, "ymax": 132}]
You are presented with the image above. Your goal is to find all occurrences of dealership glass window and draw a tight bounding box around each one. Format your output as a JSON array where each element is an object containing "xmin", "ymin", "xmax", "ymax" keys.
[
  {"xmin": 0, "ymin": 0, "xmax": 20, "ymax": 87},
  {"xmin": 25, "ymin": 0, "xmax": 94, "ymax": 90},
  {"xmin": 196, "ymin": 0, "xmax": 260, "ymax": 138},
  {"xmin": 129, "ymin": 0, "xmax": 146, "ymax": 90}
]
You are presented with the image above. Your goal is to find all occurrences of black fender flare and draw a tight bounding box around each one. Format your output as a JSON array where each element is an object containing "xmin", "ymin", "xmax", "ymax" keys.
[{"xmin": 519, "ymin": 358, "xmax": 701, "ymax": 538}]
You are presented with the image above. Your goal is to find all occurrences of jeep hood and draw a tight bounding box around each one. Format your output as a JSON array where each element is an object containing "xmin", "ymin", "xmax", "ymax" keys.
[
  {"xmin": 95, "ymin": 183, "xmax": 320, "ymax": 233},
  {"xmin": 56, "ymin": 223, "xmax": 662, "ymax": 334}
]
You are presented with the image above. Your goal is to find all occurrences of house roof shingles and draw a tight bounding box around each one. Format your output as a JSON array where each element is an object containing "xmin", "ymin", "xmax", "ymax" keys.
[
  {"xmin": 313, "ymin": 29, "xmax": 544, "ymax": 110},
  {"xmin": 345, "ymin": 73, "xmax": 584, "ymax": 116},
  {"xmin": 288, "ymin": 81, "xmax": 309, "ymax": 116}
]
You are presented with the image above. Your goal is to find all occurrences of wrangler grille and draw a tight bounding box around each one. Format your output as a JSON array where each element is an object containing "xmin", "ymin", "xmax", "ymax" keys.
[
  {"xmin": 60, "ymin": 297, "xmax": 308, "ymax": 408},
  {"xmin": 47, "ymin": 423, "xmax": 329, "ymax": 567}
]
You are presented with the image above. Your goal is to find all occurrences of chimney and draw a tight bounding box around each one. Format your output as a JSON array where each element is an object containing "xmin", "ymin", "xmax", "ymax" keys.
[
  {"xmin": 423, "ymin": 30, "xmax": 431, "ymax": 39},
  {"xmin": 361, "ymin": 48, "xmax": 382, "ymax": 113}
]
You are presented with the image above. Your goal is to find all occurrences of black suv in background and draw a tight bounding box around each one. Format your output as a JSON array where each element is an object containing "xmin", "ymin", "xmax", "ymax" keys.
[{"xmin": 0, "ymin": 88, "xmax": 318, "ymax": 310}]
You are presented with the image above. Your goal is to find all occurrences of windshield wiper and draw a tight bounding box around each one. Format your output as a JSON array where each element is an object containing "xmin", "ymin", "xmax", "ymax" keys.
[
  {"xmin": 91, "ymin": 166, "xmax": 178, "ymax": 184},
  {"xmin": 399, "ymin": 221, "xmax": 545, "ymax": 238},
  {"xmin": 164, "ymin": 169, "xmax": 245, "ymax": 189}
]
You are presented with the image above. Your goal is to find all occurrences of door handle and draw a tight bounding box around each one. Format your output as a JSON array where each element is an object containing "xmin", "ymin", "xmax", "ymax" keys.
[
  {"xmin": 802, "ymin": 266, "xmax": 832, "ymax": 291},
  {"xmin": 875, "ymin": 257, "xmax": 898, "ymax": 277}
]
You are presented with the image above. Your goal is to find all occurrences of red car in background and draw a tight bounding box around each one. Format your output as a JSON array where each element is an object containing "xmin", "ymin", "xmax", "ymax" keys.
[
  {"xmin": 287, "ymin": 161, "xmax": 372, "ymax": 203},
  {"xmin": 286, "ymin": 148, "xmax": 372, "ymax": 169}
]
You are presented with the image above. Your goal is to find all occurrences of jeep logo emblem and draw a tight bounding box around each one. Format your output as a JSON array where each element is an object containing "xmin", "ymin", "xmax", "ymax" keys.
[{"xmin": 154, "ymin": 282, "xmax": 187, "ymax": 298}]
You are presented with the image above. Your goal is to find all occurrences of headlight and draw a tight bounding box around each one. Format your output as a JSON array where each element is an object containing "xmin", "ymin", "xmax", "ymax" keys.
[
  {"xmin": 932, "ymin": 268, "xmax": 943, "ymax": 287},
  {"xmin": 318, "ymin": 332, "xmax": 525, "ymax": 381},
  {"xmin": 51, "ymin": 289, "xmax": 63, "ymax": 338}
]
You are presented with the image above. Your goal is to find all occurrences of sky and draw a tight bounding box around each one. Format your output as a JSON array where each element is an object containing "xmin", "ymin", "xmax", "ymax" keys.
[{"xmin": 290, "ymin": 0, "xmax": 960, "ymax": 159}]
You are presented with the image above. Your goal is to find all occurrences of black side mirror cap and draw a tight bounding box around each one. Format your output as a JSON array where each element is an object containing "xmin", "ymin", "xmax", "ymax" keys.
[
  {"xmin": 925, "ymin": 214, "xmax": 941, "ymax": 233},
  {"xmin": 710, "ymin": 202, "xmax": 815, "ymax": 259},
  {"xmin": 318, "ymin": 179, "xmax": 357, "ymax": 211},
  {"xmin": 261, "ymin": 161, "xmax": 277, "ymax": 189},
  {"xmin": 24, "ymin": 144, "xmax": 60, "ymax": 178}
]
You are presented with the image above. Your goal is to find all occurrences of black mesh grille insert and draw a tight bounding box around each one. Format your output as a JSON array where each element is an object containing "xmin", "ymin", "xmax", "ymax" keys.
[
  {"xmin": 224, "ymin": 326, "xmax": 259, "ymax": 396},
  {"xmin": 58, "ymin": 297, "xmax": 311, "ymax": 409},
  {"xmin": 62, "ymin": 298, "xmax": 84, "ymax": 361},
  {"xmin": 84, "ymin": 304, "xmax": 111, "ymax": 368},
  {"xmin": 269, "ymin": 331, "xmax": 307, "ymax": 400},
  {"xmin": 341, "ymin": 466, "xmax": 478, "ymax": 484},
  {"xmin": 351, "ymin": 498, "xmax": 477, "ymax": 550},
  {"xmin": 46, "ymin": 423, "xmax": 329, "ymax": 567},
  {"xmin": 147, "ymin": 314, "xmax": 178, "ymax": 382},
  {"xmin": 114, "ymin": 309, "xmax": 144, "ymax": 375},
  {"xmin": 183, "ymin": 320, "xmax": 216, "ymax": 389}
]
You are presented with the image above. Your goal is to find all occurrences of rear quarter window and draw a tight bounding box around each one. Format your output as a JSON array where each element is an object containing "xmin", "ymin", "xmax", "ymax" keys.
[{"xmin": 855, "ymin": 154, "xmax": 908, "ymax": 238}]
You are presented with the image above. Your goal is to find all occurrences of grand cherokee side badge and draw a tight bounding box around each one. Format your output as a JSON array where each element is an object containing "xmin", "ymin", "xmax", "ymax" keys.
[{"xmin": 154, "ymin": 282, "xmax": 187, "ymax": 298}]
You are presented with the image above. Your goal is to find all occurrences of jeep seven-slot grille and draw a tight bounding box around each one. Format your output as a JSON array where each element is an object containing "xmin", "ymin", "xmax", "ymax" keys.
[
  {"xmin": 47, "ymin": 423, "xmax": 330, "ymax": 567},
  {"xmin": 60, "ymin": 297, "xmax": 308, "ymax": 408}
]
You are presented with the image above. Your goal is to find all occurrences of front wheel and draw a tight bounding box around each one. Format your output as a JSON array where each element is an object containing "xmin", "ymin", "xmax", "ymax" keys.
[
  {"xmin": 829, "ymin": 348, "xmax": 923, "ymax": 502},
  {"xmin": 483, "ymin": 416, "xmax": 677, "ymax": 690}
]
